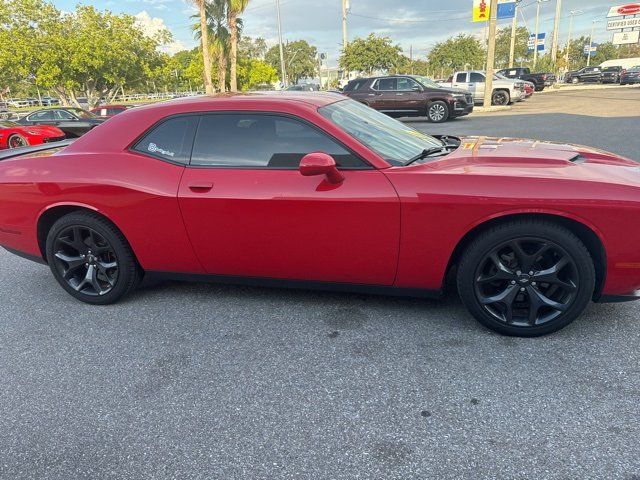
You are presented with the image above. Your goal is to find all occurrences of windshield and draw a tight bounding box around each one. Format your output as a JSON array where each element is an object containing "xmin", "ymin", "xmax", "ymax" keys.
[
  {"xmin": 0, "ymin": 120, "xmax": 19, "ymax": 128},
  {"xmin": 412, "ymin": 75, "xmax": 441, "ymax": 89},
  {"xmin": 319, "ymin": 99, "xmax": 443, "ymax": 166}
]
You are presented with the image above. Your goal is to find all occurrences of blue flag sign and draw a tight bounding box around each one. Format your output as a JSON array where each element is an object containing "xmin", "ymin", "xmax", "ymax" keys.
[
  {"xmin": 583, "ymin": 43, "xmax": 598, "ymax": 56},
  {"xmin": 497, "ymin": 0, "xmax": 517, "ymax": 20},
  {"xmin": 527, "ymin": 33, "xmax": 546, "ymax": 52}
]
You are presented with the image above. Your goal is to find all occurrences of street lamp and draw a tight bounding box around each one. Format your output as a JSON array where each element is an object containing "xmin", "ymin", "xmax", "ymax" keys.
[
  {"xmin": 533, "ymin": 0, "xmax": 550, "ymax": 70},
  {"xmin": 565, "ymin": 10, "xmax": 584, "ymax": 66},
  {"xmin": 586, "ymin": 17, "xmax": 602, "ymax": 67}
]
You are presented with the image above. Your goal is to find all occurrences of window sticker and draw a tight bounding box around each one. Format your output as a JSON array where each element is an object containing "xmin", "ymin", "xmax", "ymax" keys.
[{"xmin": 147, "ymin": 142, "xmax": 175, "ymax": 157}]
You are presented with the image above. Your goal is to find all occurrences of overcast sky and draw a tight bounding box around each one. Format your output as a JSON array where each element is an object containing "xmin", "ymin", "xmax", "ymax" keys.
[{"xmin": 52, "ymin": 0, "xmax": 619, "ymax": 63}]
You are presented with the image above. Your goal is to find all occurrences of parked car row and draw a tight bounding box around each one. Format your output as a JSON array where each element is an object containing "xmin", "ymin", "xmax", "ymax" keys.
[{"xmin": 564, "ymin": 65, "xmax": 640, "ymax": 85}]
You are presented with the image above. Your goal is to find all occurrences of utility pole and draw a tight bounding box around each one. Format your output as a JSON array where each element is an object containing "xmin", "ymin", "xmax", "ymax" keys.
[
  {"xmin": 342, "ymin": 0, "xmax": 348, "ymax": 50},
  {"xmin": 508, "ymin": 1, "xmax": 520, "ymax": 68},
  {"xmin": 276, "ymin": 0, "xmax": 288, "ymax": 87},
  {"xmin": 483, "ymin": 0, "xmax": 498, "ymax": 109},
  {"xmin": 565, "ymin": 10, "xmax": 582, "ymax": 66},
  {"xmin": 410, "ymin": 45, "xmax": 413, "ymax": 74},
  {"xmin": 551, "ymin": 0, "xmax": 562, "ymax": 62}
]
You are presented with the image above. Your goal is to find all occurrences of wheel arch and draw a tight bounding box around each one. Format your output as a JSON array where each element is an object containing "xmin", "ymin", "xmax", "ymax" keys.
[
  {"xmin": 445, "ymin": 212, "xmax": 607, "ymax": 300},
  {"xmin": 36, "ymin": 204, "xmax": 134, "ymax": 264}
]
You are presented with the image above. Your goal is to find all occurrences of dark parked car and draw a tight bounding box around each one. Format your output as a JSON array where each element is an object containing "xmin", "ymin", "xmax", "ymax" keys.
[
  {"xmin": 89, "ymin": 104, "xmax": 132, "ymax": 118},
  {"xmin": 601, "ymin": 66, "xmax": 622, "ymax": 84},
  {"xmin": 342, "ymin": 75, "xmax": 473, "ymax": 123},
  {"xmin": 17, "ymin": 108, "xmax": 105, "ymax": 138},
  {"xmin": 620, "ymin": 67, "xmax": 640, "ymax": 85},
  {"xmin": 496, "ymin": 67, "xmax": 556, "ymax": 91},
  {"xmin": 564, "ymin": 66, "xmax": 602, "ymax": 84}
]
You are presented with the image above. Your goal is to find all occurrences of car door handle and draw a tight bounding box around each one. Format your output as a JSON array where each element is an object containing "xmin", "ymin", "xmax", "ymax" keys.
[{"xmin": 188, "ymin": 182, "xmax": 214, "ymax": 192}]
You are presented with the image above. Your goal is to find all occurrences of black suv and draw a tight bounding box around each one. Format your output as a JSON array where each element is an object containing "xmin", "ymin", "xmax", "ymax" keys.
[
  {"xmin": 342, "ymin": 75, "xmax": 473, "ymax": 123},
  {"xmin": 601, "ymin": 66, "xmax": 622, "ymax": 84}
]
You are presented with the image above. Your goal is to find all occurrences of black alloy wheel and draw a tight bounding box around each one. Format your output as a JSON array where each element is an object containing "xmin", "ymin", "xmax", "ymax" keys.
[
  {"xmin": 51, "ymin": 226, "xmax": 119, "ymax": 296},
  {"xmin": 8, "ymin": 134, "xmax": 28, "ymax": 149},
  {"xmin": 491, "ymin": 90, "xmax": 509, "ymax": 106},
  {"xmin": 46, "ymin": 212, "xmax": 141, "ymax": 304},
  {"xmin": 457, "ymin": 221, "xmax": 595, "ymax": 336}
]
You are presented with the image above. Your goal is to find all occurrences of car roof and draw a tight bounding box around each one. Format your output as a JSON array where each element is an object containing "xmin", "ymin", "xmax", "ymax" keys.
[{"xmin": 157, "ymin": 92, "xmax": 344, "ymax": 109}]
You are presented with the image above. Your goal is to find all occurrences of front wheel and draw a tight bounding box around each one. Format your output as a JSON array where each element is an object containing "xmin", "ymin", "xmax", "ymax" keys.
[
  {"xmin": 491, "ymin": 90, "xmax": 510, "ymax": 106},
  {"xmin": 46, "ymin": 212, "xmax": 141, "ymax": 304},
  {"xmin": 426, "ymin": 101, "xmax": 449, "ymax": 123},
  {"xmin": 8, "ymin": 134, "xmax": 28, "ymax": 149},
  {"xmin": 571, "ymin": 77, "xmax": 579, "ymax": 84},
  {"xmin": 457, "ymin": 221, "xmax": 595, "ymax": 336}
]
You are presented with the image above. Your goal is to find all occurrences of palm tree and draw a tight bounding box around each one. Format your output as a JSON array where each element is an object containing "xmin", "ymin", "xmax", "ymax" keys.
[
  {"xmin": 192, "ymin": 0, "xmax": 234, "ymax": 92},
  {"xmin": 192, "ymin": 0, "xmax": 215, "ymax": 94},
  {"xmin": 227, "ymin": 0, "xmax": 250, "ymax": 92}
]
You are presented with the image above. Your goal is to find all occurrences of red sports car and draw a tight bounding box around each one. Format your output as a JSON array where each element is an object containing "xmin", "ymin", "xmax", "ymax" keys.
[
  {"xmin": 1, "ymin": 93, "xmax": 639, "ymax": 336},
  {"xmin": 0, "ymin": 120, "xmax": 65, "ymax": 149}
]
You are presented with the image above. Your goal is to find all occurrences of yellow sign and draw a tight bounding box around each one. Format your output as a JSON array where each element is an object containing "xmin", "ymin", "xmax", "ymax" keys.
[{"xmin": 473, "ymin": 0, "xmax": 491, "ymax": 22}]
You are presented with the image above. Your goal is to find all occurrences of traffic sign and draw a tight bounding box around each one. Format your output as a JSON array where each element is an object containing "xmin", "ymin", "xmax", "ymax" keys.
[
  {"xmin": 583, "ymin": 43, "xmax": 598, "ymax": 56},
  {"xmin": 497, "ymin": 0, "xmax": 516, "ymax": 20},
  {"xmin": 612, "ymin": 30, "xmax": 640, "ymax": 44},
  {"xmin": 607, "ymin": 3, "xmax": 640, "ymax": 17},
  {"xmin": 527, "ymin": 33, "xmax": 546, "ymax": 52}
]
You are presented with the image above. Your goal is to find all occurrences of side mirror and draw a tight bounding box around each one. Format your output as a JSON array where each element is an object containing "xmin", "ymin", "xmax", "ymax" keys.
[{"xmin": 299, "ymin": 152, "xmax": 344, "ymax": 184}]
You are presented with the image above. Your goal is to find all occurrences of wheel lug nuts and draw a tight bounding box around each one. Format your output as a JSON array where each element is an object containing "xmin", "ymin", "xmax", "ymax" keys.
[
  {"xmin": 520, "ymin": 287, "xmax": 525, "ymax": 292},
  {"xmin": 532, "ymin": 282, "xmax": 537, "ymax": 286},
  {"xmin": 516, "ymin": 271, "xmax": 521, "ymax": 275},
  {"xmin": 529, "ymin": 271, "xmax": 534, "ymax": 275},
  {"xmin": 511, "ymin": 280, "xmax": 516, "ymax": 285}
]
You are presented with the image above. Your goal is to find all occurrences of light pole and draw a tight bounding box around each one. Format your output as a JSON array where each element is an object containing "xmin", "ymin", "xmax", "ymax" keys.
[
  {"xmin": 550, "ymin": 0, "xmax": 562, "ymax": 62},
  {"xmin": 586, "ymin": 18, "xmax": 601, "ymax": 67},
  {"xmin": 533, "ymin": 0, "xmax": 549, "ymax": 70},
  {"xmin": 275, "ymin": 0, "xmax": 288, "ymax": 87},
  {"xmin": 341, "ymin": 0, "xmax": 349, "ymax": 49},
  {"xmin": 483, "ymin": 0, "xmax": 498, "ymax": 109},
  {"xmin": 564, "ymin": 10, "xmax": 583, "ymax": 67},
  {"xmin": 508, "ymin": 0, "xmax": 521, "ymax": 68}
]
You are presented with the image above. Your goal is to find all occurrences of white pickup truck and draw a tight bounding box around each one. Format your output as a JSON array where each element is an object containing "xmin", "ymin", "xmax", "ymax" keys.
[{"xmin": 443, "ymin": 70, "xmax": 525, "ymax": 106}]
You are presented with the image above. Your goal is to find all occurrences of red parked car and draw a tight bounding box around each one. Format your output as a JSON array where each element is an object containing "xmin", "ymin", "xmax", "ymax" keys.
[
  {"xmin": 89, "ymin": 104, "xmax": 131, "ymax": 118},
  {"xmin": 1, "ymin": 93, "xmax": 639, "ymax": 336},
  {"xmin": 0, "ymin": 120, "xmax": 65, "ymax": 149},
  {"xmin": 523, "ymin": 81, "xmax": 535, "ymax": 98}
]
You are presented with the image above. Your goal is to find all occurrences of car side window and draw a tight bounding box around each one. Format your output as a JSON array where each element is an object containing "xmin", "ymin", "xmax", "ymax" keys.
[
  {"xmin": 469, "ymin": 72, "xmax": 485, "ymax": 83},
  {"xmin": 455, "ymin": 73, "xmax": 467, "ymax": 83},
  {"xmin": 55, "ymin": 110, "xmax": 75, "ymax": 120},
  {"xmin": 396, "ymin": 77, "xmax": 421, "ymax": 91},
  {"xmin": 132, "ymin": 115, "xmax": 199, "ymax": 164},
  {"xmin": 27, "ymin": 111, "xmax": 55, "ymax": 122},
  {"xmin": 373, "ymin": 78, "xmax": 396, "ymax": 91},
  {"xmin": 190, "ymin": 114, "xmax": 367, "ymax": 169}
]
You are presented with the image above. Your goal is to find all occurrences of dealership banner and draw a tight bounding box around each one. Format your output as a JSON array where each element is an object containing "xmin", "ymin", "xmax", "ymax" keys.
[
  {"xmin": 607, "ymin": 17, "xmax": 640, "ymax": 30},
  {"xmin": 497, "ymin": 0, "xmax": 516, "ymax": 19},
  {"xmin": 473, "ymin": 0, "xmax": 490, "ymax": 22},
  {"xmin": 606, "ymin": 3, "xmax": 640, "ymax": 17}
]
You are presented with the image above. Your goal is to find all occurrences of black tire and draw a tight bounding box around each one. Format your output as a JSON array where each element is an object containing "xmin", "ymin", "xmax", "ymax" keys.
[
  {"xmin": 457, "ymin": 220, "xmax": 595, "ymax": 337},
  {"xmin": 8, "ymin": 134, "xmax": 28, "ymax": 149},
  {"xmin": 45, "ymin": 211, "xmax": 141, "ymax": 305},
  {"xmin": 491, "ymin": 90, "xmax": 510, "ymax": 106},
  {"xmin": 426, "ymin": 101, "xmax": 449, "ymax": 123}
]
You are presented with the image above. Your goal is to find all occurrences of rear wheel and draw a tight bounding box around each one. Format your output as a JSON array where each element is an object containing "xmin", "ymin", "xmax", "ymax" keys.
[
  {"xmin": 491, "ymin": 90, "xmax": 510, "ymax": 106},
  {"xmin": 572, "ymin": 77, "xmax": 579, "ymax": 84},
  {"xmin": 427, "ymin": 101, "xmax": 449, "ymax": 123},
  {"xmin": 457, "ymin": 221, "xmax": 595, "ymax": 336},
  {"xmin": 46, "ymin": 212, "xmax": 141, "ymax": 304},
  {"xmin": 8, "ymin": 134, "xmax": 28, "ymax": 149}
]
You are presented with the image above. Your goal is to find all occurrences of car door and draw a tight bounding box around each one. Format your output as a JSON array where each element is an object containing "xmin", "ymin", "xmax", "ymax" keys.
[
  {"xmin": 367, "ymin": 78, "xmax": 398, "ymax": 112},
  {"xmin": 469, "ymin": 72, "xmax": 486, "ymax": 103},
  {"xmin": 452, "ymin": 72, "xmax": 469, "ymax": 91},
  {"xmin": 54, "ymin": 109, "xmax": 89, "ymax": 137},
  {"xmin": 177, "ymin": 112, "xmax": 400, "ymax": 285},
  {"xmin": 395, "ymin": 77, "xmax": 425, "ymax": 114}
]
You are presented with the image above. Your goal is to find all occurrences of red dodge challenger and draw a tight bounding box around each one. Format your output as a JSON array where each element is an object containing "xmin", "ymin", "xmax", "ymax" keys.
[
  {"xmin": 0, "ymin": 93, "xmax": 638, "ymax": 336},
  {"xmin": 0, "ymin": 120, "xmax": 65, "ymax": 149}
]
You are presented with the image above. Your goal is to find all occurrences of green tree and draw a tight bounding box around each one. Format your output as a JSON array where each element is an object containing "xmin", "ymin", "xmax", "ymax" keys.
[
  {"xmin": 338, "ymin": 33, "xmax": 402, "ymax": 75},
  {"xmin": 227, "ymin": 0, "xmax": 250, "ymax": 92},
  {"xmin": 427, "ymin": 34, "xmax": 485, "ymax": 75},
  {"xmin": 495, "ymin": 26, "xmax": 531, "ymax": 68},
  {"xmin": 237, "ymin": 58, "xmax": 278, "ymax": 90},
  {"xmin": 266, "ymin": 39, "xmax": 318, "ymax": 83},
  {"xmin": 192, "ymin": 0, "xmax": 232, "ymax": 92},
  {"xmin": 239, "ymin": 37, "xmax": 267, "ymax": 60}
]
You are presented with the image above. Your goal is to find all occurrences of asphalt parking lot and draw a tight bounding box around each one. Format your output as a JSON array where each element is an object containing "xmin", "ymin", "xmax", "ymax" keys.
[{"xmin": 1, "ymin": 88, "xmax": 640, "ymax": 479}]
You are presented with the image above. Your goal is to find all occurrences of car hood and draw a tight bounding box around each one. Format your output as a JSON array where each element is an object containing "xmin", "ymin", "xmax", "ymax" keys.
[
  {"xmin": 423, "ymin": 136, "xmax": 640, "ymax": 186},
  {"xmin": 436, "ymin": 87, "xmax": 470, "ymax": 96}
]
